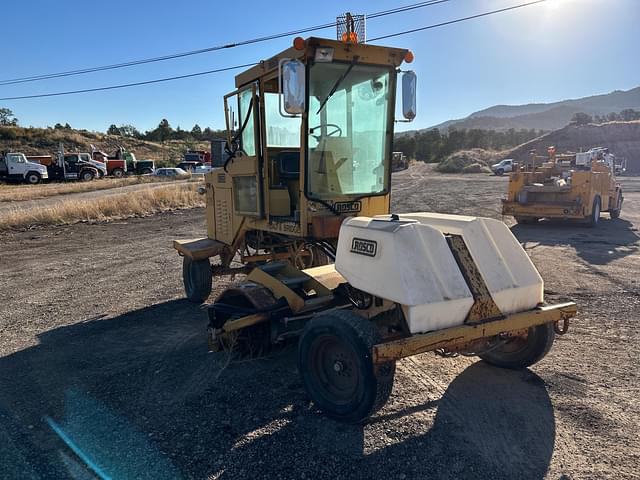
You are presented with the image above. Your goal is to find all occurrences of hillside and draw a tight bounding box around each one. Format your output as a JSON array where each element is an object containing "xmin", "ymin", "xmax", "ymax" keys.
[
  {"xmin": 0, "ymin": 126, "xmax": 211, "ymax": 164},
  {"xmin": 432, "ymin": 86, "xmax": 640, "ymax": 132},
  {"xmin": 506, "ymin": 121, "xmax": 640, "ymax": 173}
]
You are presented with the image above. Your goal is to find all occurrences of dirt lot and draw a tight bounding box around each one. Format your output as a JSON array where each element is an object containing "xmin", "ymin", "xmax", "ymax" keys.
[{"xmin": 1, "ymin": 164, "xmax": 639, "ymax": 479}]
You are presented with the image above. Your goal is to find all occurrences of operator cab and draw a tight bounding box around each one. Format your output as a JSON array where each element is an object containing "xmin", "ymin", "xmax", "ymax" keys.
[{"xmin": 219, "ymin": 36, "xmax": 416, "ymax": 234}]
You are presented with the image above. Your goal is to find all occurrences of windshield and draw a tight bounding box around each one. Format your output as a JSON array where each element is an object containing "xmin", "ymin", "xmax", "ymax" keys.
[{"xmin": 307, "ymin": 62, "xmax": 393, "ymax": 199}]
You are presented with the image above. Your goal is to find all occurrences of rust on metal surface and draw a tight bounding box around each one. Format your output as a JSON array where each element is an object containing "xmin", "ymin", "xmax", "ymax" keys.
[
  {"xmin": 371, "ymin": 302, "xmax": 577, "ymax": 363},
  {"xmin": 446, "ymin": 234, "xmax": 504, "ymax": 324}
]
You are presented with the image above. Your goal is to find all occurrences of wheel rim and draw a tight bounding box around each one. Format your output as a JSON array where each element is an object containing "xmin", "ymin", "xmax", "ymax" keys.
[
  {"xmin": 28, "ymin": 175, "xmax": 38, "ymax": 184},
  {"xmin": 594, "ymin": 201, "xmax": 600, "ymax": 223},
  {"xmin": 309, "ymin": 335, "xmax": 359, "ymax": 405}
]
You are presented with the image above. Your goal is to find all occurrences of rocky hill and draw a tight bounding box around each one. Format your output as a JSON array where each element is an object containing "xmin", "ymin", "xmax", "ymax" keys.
[
  {"xmin": 432, "ymin": 86, "xmax": 640, "ymax": 132},
  {"xmin": 0, "ymin": 126, "xmax": 211, "ymax": 164},
  {"xmin": 506, "ymin": 121, "xmax": 640, "ymax": 173}
]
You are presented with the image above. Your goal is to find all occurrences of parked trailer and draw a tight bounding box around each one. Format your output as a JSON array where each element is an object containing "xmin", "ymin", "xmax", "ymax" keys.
[{"xmin": 0, "ymin": 152, "xmax": 49, "ymax": 184}]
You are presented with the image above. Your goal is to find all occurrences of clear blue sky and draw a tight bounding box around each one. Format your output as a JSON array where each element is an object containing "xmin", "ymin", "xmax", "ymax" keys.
[{"xmin": 2, "ymin": 0, "xmax": 638, "ymax": 133}]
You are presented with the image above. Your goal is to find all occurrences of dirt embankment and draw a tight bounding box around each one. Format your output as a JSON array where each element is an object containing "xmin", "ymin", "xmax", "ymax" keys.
[{"xmin": 507, "ymin": 121, "xmax": 640, "ymax": 172}]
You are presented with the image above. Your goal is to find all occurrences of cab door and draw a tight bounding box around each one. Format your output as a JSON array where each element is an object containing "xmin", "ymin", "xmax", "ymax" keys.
[{"xmin": 224, "ymin": 84, "xmax": 263, "ymax": 218}]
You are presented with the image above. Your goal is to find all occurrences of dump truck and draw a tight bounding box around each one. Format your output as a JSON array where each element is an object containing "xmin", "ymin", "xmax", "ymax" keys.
[
  {"xmin": 29, "ymin": 150, "xmax": 103, "ymax": 181},
  {"xmin": 173, "ymin": 33, "xmax": 576, "ymax": 423},
  {"xmin": 502, "ymin": 146, "xmax": 623, "ymax": 226},
  {"xmin": 92, "ymin": 148, "xmax": 127, "ymax": 177},
  {"xmin": 0, "ymin": 152, "xmax": 49, "ymax": 184}
]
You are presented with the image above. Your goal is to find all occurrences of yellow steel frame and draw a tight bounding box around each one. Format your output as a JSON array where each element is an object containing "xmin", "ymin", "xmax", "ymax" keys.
[{"xmin": 372, "ymin": 302, "xmax": 577, "ymax": 363}]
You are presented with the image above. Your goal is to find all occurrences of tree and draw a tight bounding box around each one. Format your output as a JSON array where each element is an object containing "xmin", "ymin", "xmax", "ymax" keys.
[
  {"xmin": 570, "ymin": 112, "xmax": 593, "ymax": 125},
  {"xmin": 64, "ymin": 123, "xmax": 72, "ymax": 130},
  {"xmin": 118, "ymin": 124, "xmax": 142, "ymax": 138},
  {"xmin": 0, "ymin": 107, "xmax": 18, "ymax": 126},
  {"xmin": 107, "ymin": 124, "xmax": 121, "ymax": 135},
  {"xmin": 54, "ymin": 123, "xmax": 64, "ymax": 129},
  {"xmin": 620, "ymin": 109, "xmax": 640, "ymax": 122},
  {"xmin": 191, "ymin": 124, "xmax": 202, "ymax": 139}
]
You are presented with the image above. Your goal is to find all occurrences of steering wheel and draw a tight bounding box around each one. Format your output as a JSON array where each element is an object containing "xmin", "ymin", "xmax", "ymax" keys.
[{"xmin": 309, "ymin": 123, "xmax": 342, "ymax": 139}]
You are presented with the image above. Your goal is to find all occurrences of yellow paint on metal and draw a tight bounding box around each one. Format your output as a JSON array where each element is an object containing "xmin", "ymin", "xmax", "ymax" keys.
[{"xmin": 372, "ymin": 302, "xmax": 577, "ymax": 363}]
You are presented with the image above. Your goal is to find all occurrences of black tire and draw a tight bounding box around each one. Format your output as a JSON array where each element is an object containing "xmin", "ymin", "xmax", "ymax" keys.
[
  {"xmin": 610, "ymin": 192, "xmax": 623, "ymax": 219},
  {"xmin": 495, "ymin": 168, "xmax": 504, "ymax": 176},
  {"xmin": 182, "ymin": 256, "xmax": 212, "ymax": 303},
  {"xmin": 479, "ymin": 323, "xmax": 555, "ymax": 369},
  {"xmin": 80, "ymin": 170, "xmax": 95, "ymax": 182},
  {"xmin": 587, "ymin": 196, "xmax": 601, "ymax": 227},
  {"xmin": 25, "ymin": 172, "xmax": 41, "ymax": 185},
  {"xmin": 298, "ymin": 310, "xmax": 395, "ymax": 423},
  {"xmin": 112, "ymin": 168, "xmax": 124, "ymax": 178}
]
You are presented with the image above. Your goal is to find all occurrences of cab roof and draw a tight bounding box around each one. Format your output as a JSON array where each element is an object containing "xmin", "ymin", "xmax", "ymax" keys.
[{"xmin": 234, "ymin": 37, "xmax": 410, "ymax": 88}]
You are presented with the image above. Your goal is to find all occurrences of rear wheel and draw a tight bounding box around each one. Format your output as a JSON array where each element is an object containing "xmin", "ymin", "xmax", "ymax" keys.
[
  {"xmin": 610, "ymin": 192, "xmax": 623, "ymax": 219},
  {"xmin": 182, "ymin": 256, "xmax": 212, "ymax": 303},
  {"xmin": 298, "ymin": 310, "xmax": 395, "ymax": 423},
  {"xmin": 479, "ymin": 323, "xmax": 555, "ymax": 369},
  {"xmin": 81, "ymin": 170, "xmax": 94, "ymax": 182},
  {"xmin": 587, "ymin": 196, "xmax": 601, "ymax": 227},
  {"xmin": 112, "ymin": 168, "xmax": 124, "ymax": 178},
  {"xmin": 25, "ymin": 172, "xmax": 41, "ymax": 185},
  {"xmin": 496, "ymin": 168, "xmax": 504, "ymax": 176}
]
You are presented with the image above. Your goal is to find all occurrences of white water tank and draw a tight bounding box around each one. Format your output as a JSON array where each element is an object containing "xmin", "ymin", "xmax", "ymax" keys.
[
  {"xmin": 335, "ymin": 213, "xmax": 544, "ymax": 334},
  {"xmin": 335, "ymin": 217, "xmax": 475, "ymax": 332},
  {"xmin": 383, "ymin": 213, "xmax": 544, "ymax": 316}
]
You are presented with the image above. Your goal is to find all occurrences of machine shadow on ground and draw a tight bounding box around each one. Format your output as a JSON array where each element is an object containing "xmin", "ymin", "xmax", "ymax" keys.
[
  {"xmin": 512, "ymin": 217, "xmax": 639, "ymax": 265},
  {"xmin": 0, "ymin": 301, "xmax": 555, "ymax": 479}
]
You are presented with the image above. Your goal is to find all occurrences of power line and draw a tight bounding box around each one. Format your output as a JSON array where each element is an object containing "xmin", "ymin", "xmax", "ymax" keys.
[
  {"xmin": 0, "ymin": 63, "xmax": 257, "ymax": 100},
  {"xmin": 367, "ymin": 0, "xmax": 546, "ymax": 42},
  {"xmin": 0, "ymin": 0, "xmax": 451, "ymax": 86},
  {"xmin": 0, "ymin": 0, "xmax": 548, "ymax": 102}
]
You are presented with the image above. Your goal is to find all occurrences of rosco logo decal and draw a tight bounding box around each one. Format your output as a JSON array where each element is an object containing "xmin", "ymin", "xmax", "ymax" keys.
[
  {"xmin": 334, "ymin": 201, "xmax": 362, "ymax": 213},
  {"xmin": 350, "ymin": 237, "xmax": 377, "ymax": 257}
]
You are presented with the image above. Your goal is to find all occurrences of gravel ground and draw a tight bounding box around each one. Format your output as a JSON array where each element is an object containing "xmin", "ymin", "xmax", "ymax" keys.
[{"xmin": 1, "ymin": 164, "xmax": 639, "ymax": 479}]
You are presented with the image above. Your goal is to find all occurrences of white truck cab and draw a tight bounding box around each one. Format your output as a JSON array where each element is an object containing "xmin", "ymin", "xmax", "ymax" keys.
[
  {"xmin": 0, "ymin": 152, "xmax": 49, "ymax": 184},
  {"xmin": 491, "ymin": 158, "xmax": 514, "ymax": 176}
]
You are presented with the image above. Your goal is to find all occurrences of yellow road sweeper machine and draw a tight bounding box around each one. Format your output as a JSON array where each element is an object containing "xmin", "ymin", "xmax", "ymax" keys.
[
  {"xmin": 173, "ymin": 26, "xmax": 576, "ymax": 423},
  {"xmin": 502, "ymin": 146, "xmax": 623, "ymax": 226}
]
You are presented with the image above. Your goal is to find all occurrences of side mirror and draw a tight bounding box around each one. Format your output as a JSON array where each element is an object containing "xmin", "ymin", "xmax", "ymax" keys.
[
  {"xmin": 280, "ymin": 59, "xmax": 305, "ymax": 116},
  {"xmin": 402, "ymin": 71, "xmax": 417, "ymax": 121}
]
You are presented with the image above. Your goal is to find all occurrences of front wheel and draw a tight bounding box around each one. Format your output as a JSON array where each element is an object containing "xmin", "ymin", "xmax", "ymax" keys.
[
  {"xmin": 495, "ymin": 168, "xmax": 504, "ymax": 176},
  {"xmin": 298, "ymin": 310, "xmax": 395, "ymax": 423},
  {"xmin": 25, "ymin": 172, "xmax": 41, "ymax": 185},
  {"xmin": 479, "ymin": 323, "xmax": 555, "ymax": 369},
  {"xmin": 182, "ymin": 256, "xmax": 212, "ymax": 303}
]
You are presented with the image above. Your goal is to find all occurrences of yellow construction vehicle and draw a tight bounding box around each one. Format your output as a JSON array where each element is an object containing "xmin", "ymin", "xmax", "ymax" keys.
[
  {"xmin": 173, "ymin": 30, "xmax": 576, "ymax": 423},
  {"xmin": 502, "ymin": 146, "xmax": 623, "ymax": 226}
]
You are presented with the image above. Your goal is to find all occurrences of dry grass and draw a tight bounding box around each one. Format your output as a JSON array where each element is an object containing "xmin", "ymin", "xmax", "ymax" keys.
[
  {"xmin": 0, "ymin": 183, "xmax": 204, "ymax": 229},
  {"xmin": 0, "ymin": 176, "xmax": 188, "ymax": 202}
]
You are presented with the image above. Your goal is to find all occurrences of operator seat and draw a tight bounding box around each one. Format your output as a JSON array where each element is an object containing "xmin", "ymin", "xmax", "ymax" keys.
[{"xmin": 309, "ymin": 137, "xmax": 353, "ymax": 196}]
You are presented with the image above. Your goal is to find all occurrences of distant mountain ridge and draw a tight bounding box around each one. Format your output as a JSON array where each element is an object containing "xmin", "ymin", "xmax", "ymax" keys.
[{"xmin": 430, "ymin": 86, "xmax": 640, "ymax": 132}]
